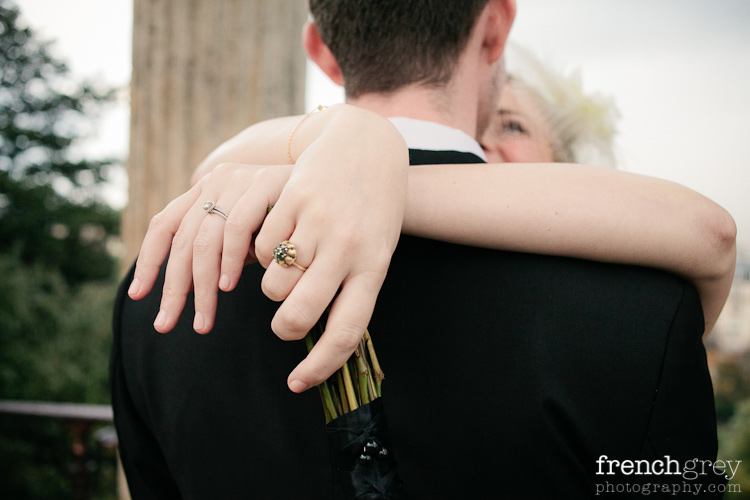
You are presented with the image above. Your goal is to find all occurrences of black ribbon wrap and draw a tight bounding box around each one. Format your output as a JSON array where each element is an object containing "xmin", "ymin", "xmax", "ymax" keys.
[{"xmin": 326, "ymin": 398, "xmax": 405, "ymax": 499}]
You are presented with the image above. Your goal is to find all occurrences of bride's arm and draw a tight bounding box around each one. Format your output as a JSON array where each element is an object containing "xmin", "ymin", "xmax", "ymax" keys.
[
  {"xmin": 131, "ymin": 104, "xmax": 409, "ymax": 392},
  {"xmin": 404, "ymin": 162, "xmax": 736, "ymax": 334},
  {"xmin": 193, "ymin": 106, "xmax": 737, "ymax": 334},
  {"xmin": 191, "ymin": 112, "xmax": 330, "ymax": 185}
]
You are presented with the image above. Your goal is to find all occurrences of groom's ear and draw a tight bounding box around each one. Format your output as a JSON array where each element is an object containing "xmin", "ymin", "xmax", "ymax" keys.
[
  {"xmin": 303, "ymin": 22, "xmax": 344, "ymax": 86},
  {"xmin": 482, "ymin": 0, "xmax": 516, "ymax": 64}
]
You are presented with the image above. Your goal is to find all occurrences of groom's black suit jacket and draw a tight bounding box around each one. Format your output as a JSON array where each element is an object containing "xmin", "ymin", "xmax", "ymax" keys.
[{"xmin": 111, "ymin": 149, "xmax": 721, "ymax": 499}]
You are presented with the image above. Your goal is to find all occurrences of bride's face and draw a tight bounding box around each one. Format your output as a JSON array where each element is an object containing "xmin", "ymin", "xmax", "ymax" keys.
[{"xmin": 480, "ymin": 83, "xmax": 555, "ymax": 163}]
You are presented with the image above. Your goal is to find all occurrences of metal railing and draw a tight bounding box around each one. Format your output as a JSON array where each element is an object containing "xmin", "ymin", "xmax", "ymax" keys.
[
  {"xmin": 0, "ymin": 400, "xmax": 123, "ymax": 500},
  {"xmin": 0, "ymin": 400, "xmax": 113, "ymax": 421}
]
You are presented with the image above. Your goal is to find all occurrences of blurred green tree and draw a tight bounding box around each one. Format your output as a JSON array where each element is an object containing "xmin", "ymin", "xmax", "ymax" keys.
[
  {"xmin": 0, "ymin": 252, "xmax": 118, "ymax": 500},
  {"xmin": 0, "ymin": 0, "xmax": 121, "ymax": 497},
  {"xmin": 0, "ymin": 0, "xmax": 119, "ymax": 285},
  {"xmin": 719, "ymin": 396, "xmax": 750, "ymax": 498},
  {"xmin": 714, "ymin": 356, "xmax": 750, "ymax": 424}
]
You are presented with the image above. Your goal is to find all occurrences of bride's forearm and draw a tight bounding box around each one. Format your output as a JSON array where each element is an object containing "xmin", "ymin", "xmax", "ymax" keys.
[
  {"xmin": 191, "ymin": 104, "xmax": 399, "ymax": 185},
  {"xmin": 403, "ymin": 162, "xmax": 737, "ymax": 333},
  {"xmin": 192, "ymin": 116, "xmax": 300, "ymax": 184},
  {"xmin": 193, "ymin": 109, "xmax": 737, "ymax": 333}
]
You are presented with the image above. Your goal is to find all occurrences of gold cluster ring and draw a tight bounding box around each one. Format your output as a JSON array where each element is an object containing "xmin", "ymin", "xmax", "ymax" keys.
[{"xmin": 272, "ymin": 241, "xmax": 307, "ymax": 271}]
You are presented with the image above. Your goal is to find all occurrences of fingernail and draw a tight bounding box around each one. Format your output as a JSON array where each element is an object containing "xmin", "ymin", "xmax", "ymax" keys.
[
  {"xmin": 289, "ymin": 380, "xmax": 309, "ymax": 393},
  {"xmin": 193, "ymin": 311, "xmax": 205, "ymax": 332},
  {"xmin": 219, "ymin": 274, "xmax": 230, "ymax": 291},
  {"xmin": 128, "ymin": 278, "xmax": 140, "ymax": 297},
  {"xmin": 154, "ymin": 310, "xmax": 167, "ymax": 329}
]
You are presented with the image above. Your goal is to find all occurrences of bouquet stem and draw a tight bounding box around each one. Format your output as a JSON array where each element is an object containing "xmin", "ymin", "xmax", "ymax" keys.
[
  {"xmin": 304, "ymin": 318, "xmax": 384, "ymax": 422},
  {"xmin": 305, "ymin": 315, "xmax": 404, "ymax": 498}
]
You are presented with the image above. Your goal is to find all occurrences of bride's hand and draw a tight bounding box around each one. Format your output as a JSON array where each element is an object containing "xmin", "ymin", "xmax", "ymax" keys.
[
  {"xmin": 254, "ymin": 121, "xmax": 408, "ymax": 392},
  {"xmin": 129, "ymin": 104, "xmax": 409, "ymax": 392},
  {"xmin": 128, "ymin": 163, "xmax": 292, "ymax": 333}
]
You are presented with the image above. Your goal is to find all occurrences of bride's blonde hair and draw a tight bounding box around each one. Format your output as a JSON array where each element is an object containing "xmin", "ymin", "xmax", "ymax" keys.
[{"xmin": 505, "ymin": 43, "xmax": 620, "ymax": 168}]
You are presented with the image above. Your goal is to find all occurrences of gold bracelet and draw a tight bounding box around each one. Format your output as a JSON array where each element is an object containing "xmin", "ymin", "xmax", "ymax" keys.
[{"xmin": 287, "ymin": 105, "xmax": 328, "ymax": 164}]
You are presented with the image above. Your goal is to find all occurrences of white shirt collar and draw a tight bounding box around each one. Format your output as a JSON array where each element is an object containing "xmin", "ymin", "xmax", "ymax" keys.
[{"xmin": 387, "ymin": 117, "xmax": 487, "ymax": 161}]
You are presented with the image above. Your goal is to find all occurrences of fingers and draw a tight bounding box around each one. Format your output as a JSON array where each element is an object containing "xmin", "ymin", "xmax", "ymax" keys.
[
  {"xmin": 260, "ymin": 232, "xmax": 315, "ymax": 303},
  {"xmin": 191, "ymin": 208, "xmax": 228, "ymax": 334},
  {"xmin": 153, "ymin": 201, "xmax": 210, "ymax": 333},
  {"xmin": 129, "ymin": 185, "xmax": 202, "ymax": 300},
  {"xmin": 218, "ymin": 188, "xmax": 275, "ymax": 292},
  {"xmin": 269, "ymin": 251, "xmax": 347, "ymax": 340},
  {"xmin": 255, "ymin": 198, "xmax": 308, "ymax": 303},
  {"xmin": 147, "ymin": 164, "xmax": 290, "ymax": 334},
  {"xmin": 285, "ymin": 271, "xmax": 384, "ymax": 392},
  {"xmin": 256, "ymin": 192, "xmax": 393, "ymax": 392},
  {"xmin": 193, "ymin": 178, "xmax": 266, "ymax": 332},
  {"xmin": 253, "ymin": 198, "xmax": 296, "ymax": 269},
  {"xmin": 158, "ymin": 183, "xmax": 241, "ymax": 333},
  {"xmin": 260, "ymin": 218, "xmax": 342, "ymax": 343}
]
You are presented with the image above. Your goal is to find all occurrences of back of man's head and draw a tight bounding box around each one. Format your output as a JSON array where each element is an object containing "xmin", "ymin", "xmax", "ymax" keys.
[{"xmin": 309, "ymin": 0, "xmax": 491, "ymax": 99}]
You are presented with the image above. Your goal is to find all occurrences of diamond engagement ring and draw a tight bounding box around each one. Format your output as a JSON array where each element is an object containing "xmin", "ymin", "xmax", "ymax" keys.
[{"xmin": 202, "ymin": 201, "xmax": 229, "ymax": 220}]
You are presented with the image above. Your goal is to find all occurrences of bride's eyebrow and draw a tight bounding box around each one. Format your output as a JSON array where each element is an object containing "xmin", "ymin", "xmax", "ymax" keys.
[{"xmin": 497, "ymin": 108, "xmax": 525, "ymax": 118}]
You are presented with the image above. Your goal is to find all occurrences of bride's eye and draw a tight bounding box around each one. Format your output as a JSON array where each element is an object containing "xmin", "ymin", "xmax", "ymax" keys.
[{"xmin": 503, "ymin": 120, "xmax": 527, "ymax": 135}]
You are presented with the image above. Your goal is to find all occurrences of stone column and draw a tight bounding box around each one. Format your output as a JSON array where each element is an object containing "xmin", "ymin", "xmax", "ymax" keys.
[
  {"xmin": 118, "ymin": 2, "xmax": 307, "ymax": 497},
  {"xmin": 122, "ymin": 0, "xmax": 307, "ymax": 268}
]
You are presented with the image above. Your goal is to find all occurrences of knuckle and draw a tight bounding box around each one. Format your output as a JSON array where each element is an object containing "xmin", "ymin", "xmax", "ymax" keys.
[
  {"xmin": 254, "ymin": 233, "xmax": 272, "ymax": 263},
  {"xmin": 261, "ymin": 277, "xmax": 287, "ymax": 302},
  {"xmin": 211, "ymin": 162, "xmax": 233, "ymax": 178},
  {"xmin": 193, "ymin": 294, "xmax": 214, "ymax": 312},
  {"xmin": 370, "ymin": 246, "xmax": 393, "ymax": 272},
  {"xmin": 134, "ymin": 261, "xmax": 160, "ymax": 279},
  {"xmin": 148, "ymin": 211, "xmax": 165, "ymax": 231},
  {"xmin": 219, "ymin": 252, "xmax": 239, "ymax": 271},
  {"xmin": 221, "ymin": 251, "xmax": 244, "ymax": 271},
  {"xmin": 274, "ymin": 304, "xmax": 314, "ymax": 339},
  {"xmin": 303, "ymin": 365, "xmax": 334, "ymax": 386},
  {"xmin": 328, "ymin": 324, "xmax": 363, "ymax": 355},
  {"xmin": 335, "ymin": 229, "xmax": 371, "ymax": 257},
  {"xmin": 192, "ymin": 234, "xmax": 213, "ymax": 255},
  {"xmin": 171, "ymin": 229, "xmax": 189, "ymax": 252},
  {"xmin": 223, "ymin": 217, "xmax": 246, "ymax": 237},
  {"xmin": 160, "ymin": 282, "xmax": 179, "ymax": 301},
  {"xmin": 338, "ymin": 227, "xmax": 360, "ymax": 247},
  {"xmin": 254, "ymin": 166, "xmax": 277, "ymax": 184},
  {"xmin": 307, "ymin": 367, "xmax": 335, "ymax": 385},
  {"xmin": 360, "ymin": 269, "xmax": 388, "ymax": 292}
]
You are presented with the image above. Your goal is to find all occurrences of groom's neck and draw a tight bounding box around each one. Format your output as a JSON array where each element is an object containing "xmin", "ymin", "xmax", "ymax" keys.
[{"xmin": 346, "ymin": 82, "xmax": 480, "ymax": 139}]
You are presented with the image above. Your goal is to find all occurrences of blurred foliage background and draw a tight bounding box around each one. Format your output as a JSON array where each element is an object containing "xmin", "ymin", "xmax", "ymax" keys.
[
  {"xmin": 715, "ymin": 354, "xmax": 750, "ymax": 496},
  {"xmin": 0, "ymin": 0, "xmax": 120, "ymax": 497}
]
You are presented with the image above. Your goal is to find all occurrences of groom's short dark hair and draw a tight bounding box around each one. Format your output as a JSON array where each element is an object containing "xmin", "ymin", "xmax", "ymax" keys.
[{"xmin": 309, "ymin": 0, "xmax": 490, "ymax": 98}]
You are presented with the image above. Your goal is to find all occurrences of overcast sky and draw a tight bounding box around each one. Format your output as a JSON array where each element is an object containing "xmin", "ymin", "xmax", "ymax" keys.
[{"xmin": 16, "ymin": 0, "xmax": 750, "ymax": 250}]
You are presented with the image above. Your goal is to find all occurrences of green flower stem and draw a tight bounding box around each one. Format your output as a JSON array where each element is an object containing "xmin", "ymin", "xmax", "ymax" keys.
[
  {"xmin": 319, "ymin": 379, "xmax": 338, "ymax": 423},
  {"xmin": 304, "ymin": 331, "xmax": 316, "ymax": 352},
  {"xmin": 305, "ymin": 316, "xmax": 385, "ymax": 421},
  {"xmin": 324, "ymin": 368, "xmax": 345, "ymax": 416},
  {"xmin": 319, "ymin": 386, "xmax": 333, "ymax": 423},
  {"xmin": 364, "ymin": 329, "xmax": 384, "ymax": 396},
  {"xmin": 363, "ymin": 350, "xmax": 379, "ymax": 401},
  {"xmin": 341, "ymin": 360, "xmax": 359, "ymax": 411},
  {"xmin": 355, "ymin": 346, "xmax": 371, "ymax": 405},
  {"xmin": 329, "ymin": 376, "xmax": 344, "ymax": 416},
  {"xmin": 336, "ymin": 371, "xmax": 350, "ymax": 414},
  {"xmin": 348, "ymin": 358, "xmax": 361, "ymax": 406},
  {"xmin": 305, "ymin": 326, "xmax": 338, "ymax": 422}
]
